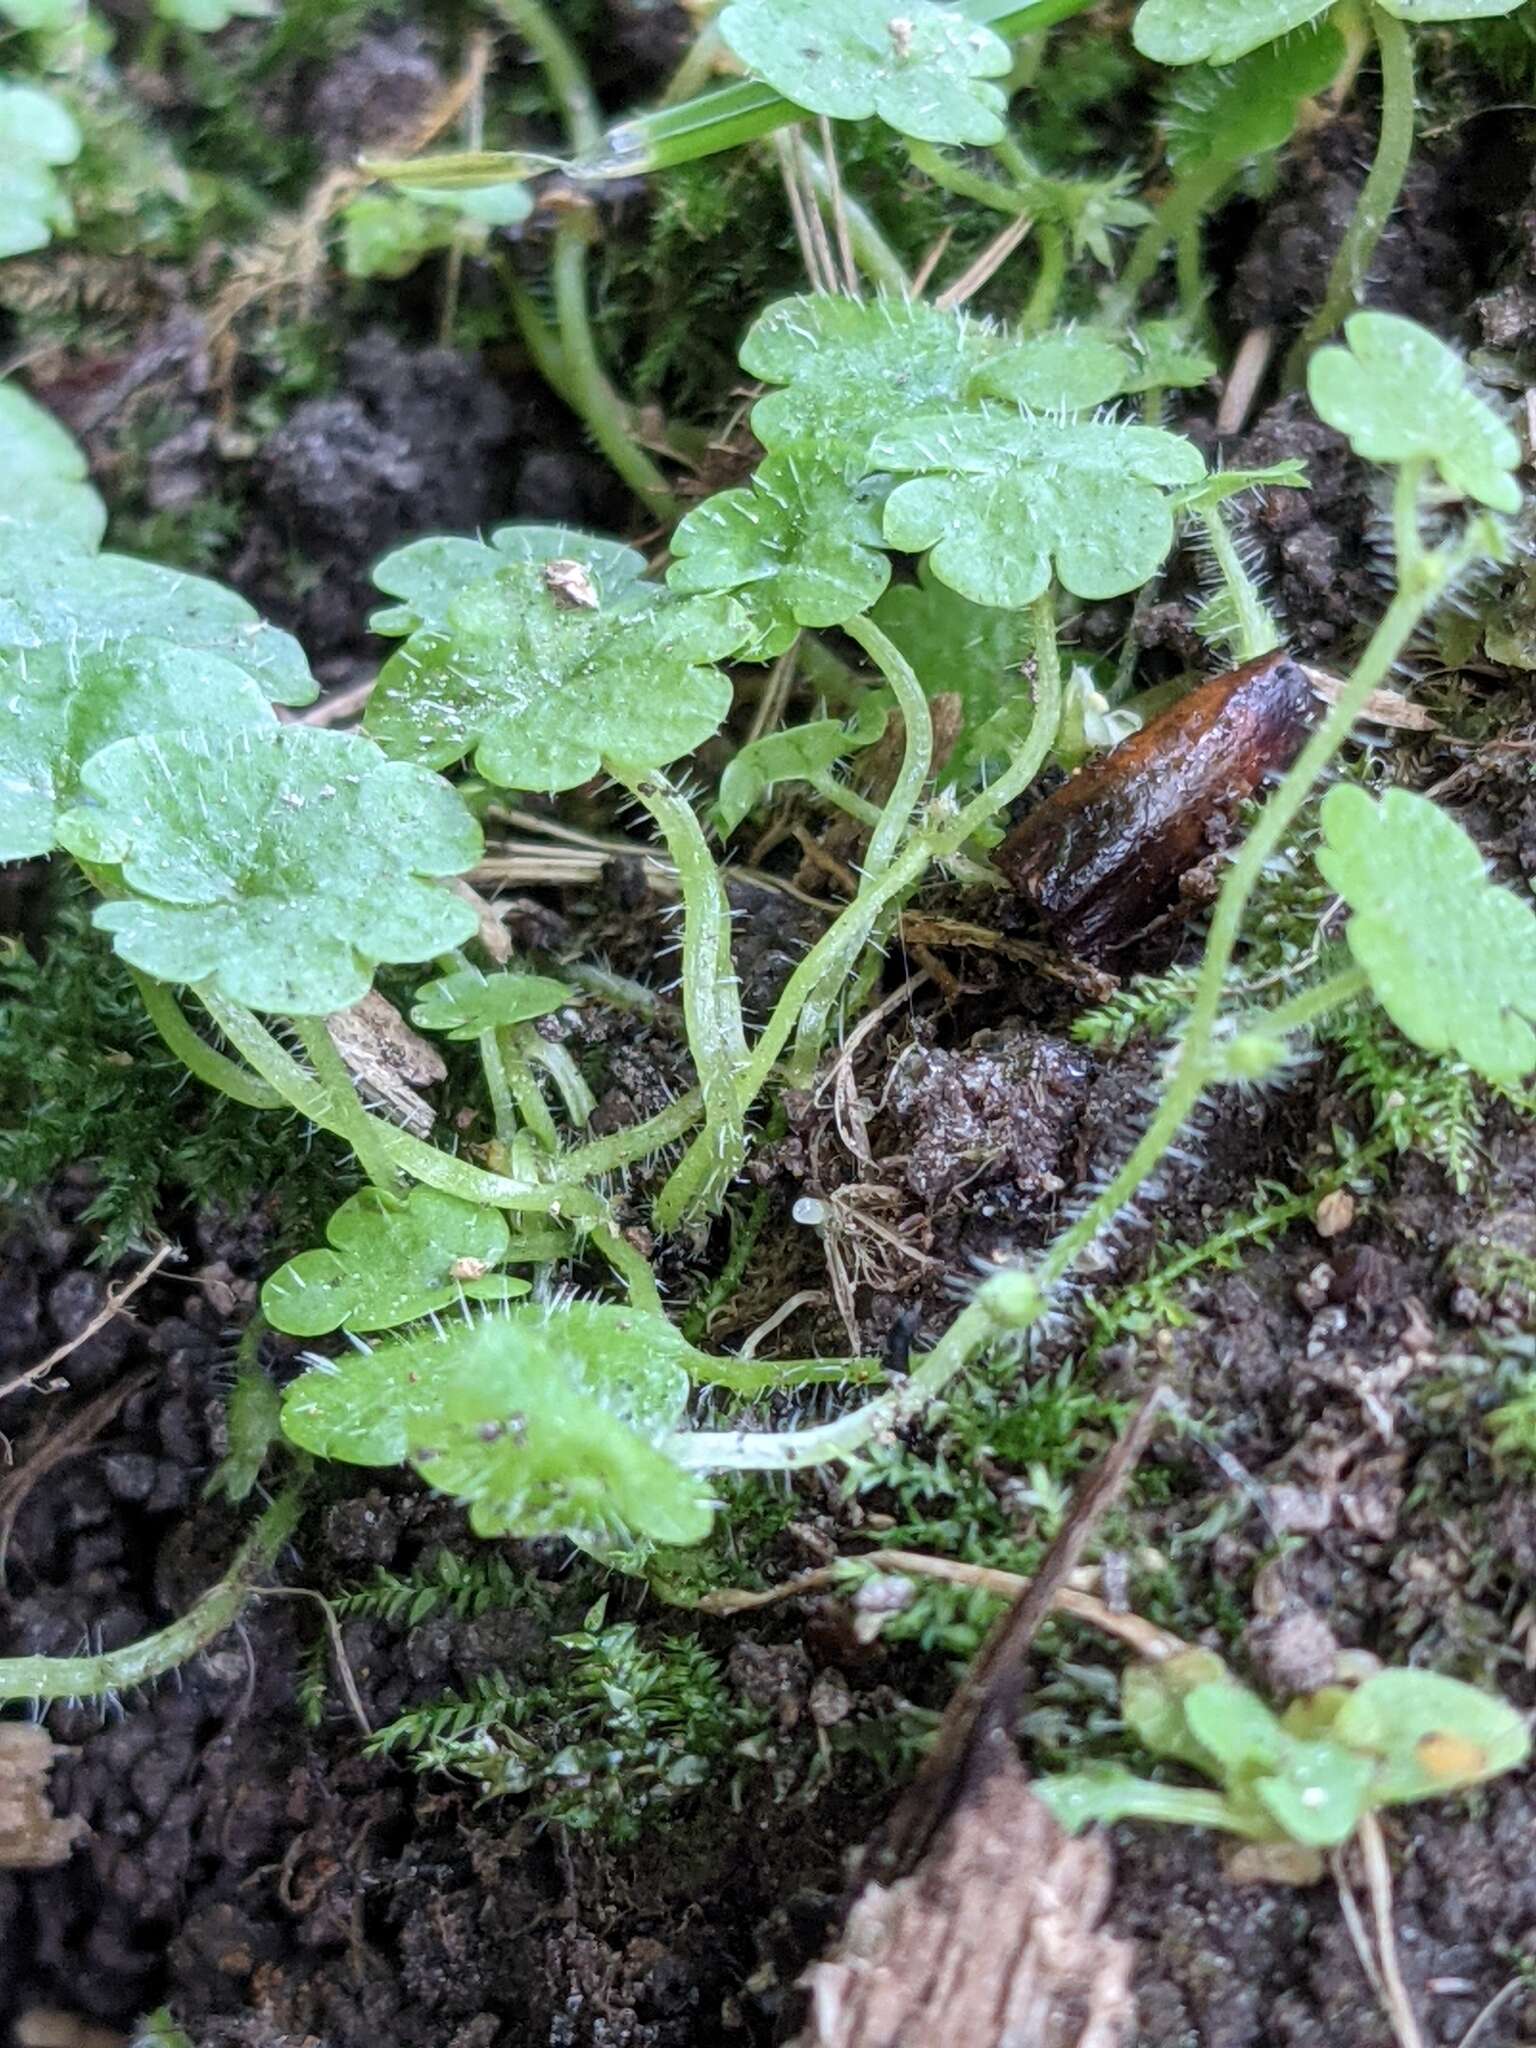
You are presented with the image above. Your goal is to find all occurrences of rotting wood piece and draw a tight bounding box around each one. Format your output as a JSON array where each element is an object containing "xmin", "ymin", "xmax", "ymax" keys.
[
  {"xmin": 795, "ymin": 1742, "xmax": 1132, "ymax": 2048},
  {"xmin": 998, "ymin": 655, "xmax": 1316, "ymax": 959},
  {"xmin": 0, "ymin": 1722, "xmax": 86, "ymax": 1870}
]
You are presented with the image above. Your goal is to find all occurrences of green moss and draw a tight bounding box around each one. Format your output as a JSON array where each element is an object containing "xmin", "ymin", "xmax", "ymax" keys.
[{"xmin": 0, "ymin": 887, "xmax": 355, "ymax": 1260}]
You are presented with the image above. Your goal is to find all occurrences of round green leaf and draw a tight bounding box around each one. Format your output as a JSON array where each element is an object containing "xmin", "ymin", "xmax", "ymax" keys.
[
  {"xmin": 341, "ymin": 192, "xmax": 458, "ymax": 281},
  {"xmin": 1251, "ymin": 1742, "xmax": 1375, "ymax": 1848},
  {"xmin": 1134, "ymin": 0, "xmax": 1329, "ymax": 65},
  {"xmin": 1164, "ymin": 22, "xmax": 1345, "ymax": 174},
  {"xmin": 876, "ymin": 411, "xmax": 1204, "ymax": 608},
  {"xmin": 371, "ymin": 524, "xmax": 650, "ymax": 637},
  {"xmin": 1378, "ymin": 0, "xmax": 1525, "ymax": 18},
  {"xmin": 714, "ymin": 698, "xmax": 887, "ymax": 837},
  {"xmin": 1307, "ymin": 312, "xmax": 1521, "ymax": 513},
  {"xmin": 1317, "ymin": 784, "xmax": 1536, "ymax": 1082},
  {"xmin": 281, "ymin": 1303, "xmax": 715, "ymax": 1547},
  {"xmin": 261, "ymin": 1187, "xmax": 524, "ymax": 1336},
  {"xmin": 411, "ymin": 966, "xmax": 576, "ymax": 1040},
  {"xmin": 0, "ymin": 80, "xmax": 80, "ymax": 256},
  {"xmin": 868, "ymin": 562, "xmax": 1034, "ymax": 782},
  {"xmin": 739, "ymin": 292, "xmax": 1001, "ymax": 459},
  {"xmin": 58, "ymin": 726, "xmax": 481, "ymax": 1015},
  {"xmin": 366, "ymin": 562, "xmax": 744, "ymax": 791},
  {"xmin": 971, "ymin": 331, "xmax": 1137, "ymax": 412},
  {"xmin": 719, "ymin": 0, "xmax": 1012, "ymax": 145},
  {"xmin": 1331, "ymin": 1668, "xmax": 1532, "ymax": 1805},
  {"xmin": 667, "ymin": 448, "xmax": 891, "ymax": 657},
  {"xmin": 0, "ymin": 382, "xmax": 105, "ymax": 546},
  {"xmin": 0, "ymin": 638, "xmax": 278, "ymax": 862},
  {"xmin": 0, "ymin": 526, "xmax": 316, "ymax": 705}
]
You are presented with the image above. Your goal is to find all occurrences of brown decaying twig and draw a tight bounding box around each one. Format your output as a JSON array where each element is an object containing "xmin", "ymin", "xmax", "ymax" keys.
[
  {"xmin": 0, "ymin": 1371, "xmax": 157, "ymax": 1580},
  {"xmin": 0, "ymin": 1245, "xmax": 174, "ymax": 1406}
]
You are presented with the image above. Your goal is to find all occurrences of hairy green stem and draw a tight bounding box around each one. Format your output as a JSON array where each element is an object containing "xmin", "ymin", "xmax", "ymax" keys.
[
  {"xmin": 620, "ymin": 769, "xmax": 749, "ymax": 1229},
  {"xmin": 845, "ymin": 616, "xmax": 933, "ymax": 882},
  {"xmin": 757, "ymin": 588, "xmax": 1063, "ymax": 1100},
  {"xmin": 128, "ymin": 969, "xmax": 283, "ymax": 1111},
  {"xmin": 1197, "ymin": 503, "xmax": 1281, "ymax": 662},
  {"xmin": 198, "ymin": 991, "xmax": 600, "ymax": 1222},
  {"xmin": 477, "ymin": 1026, "xmax": 521, "ymax": 1151},
  {"xmin": 1021, "ymin": 219, "xmax": 1067, "ymax": 331},
  {"xmin": 559, "ymin": 1086, "xmax": 704, "ymax": 1178},
  {"xmin": 906, "ymin": 138, "xmax": 1030, "ymax": 217},
  {"xmin": 0, "ymin": 1488, "xmax": 302, "ymax": 1704},
  {"xmin": 551, "ymin": 217, "xmax": 680, "ymax": 524},
  {"xmin": 497, "ymin": 256, "xmax": 579, "ymax": 410},
  {"xmin": 496, "ymin": 1026, "xmax": 560, "ymax": 1152},
  {"xmin": 1109, "ymin": 159, "xmax": 1228, "ymax": 319},
  {"xmin": 680, "ymin": 483, "xmax": 1482, "ymax": 1473},
  {"xmin": 1284, "ymin": 3, "xmax": 1414, "ymax": 383},
  {"xmin": 1249, "ymin": 962, "xmax": 1370, "ymax": 1039},
  {"xmin": 494, "ymin": 0, "xmax": 602, "ymax": 156},
  {"xmin": 290, "ymin": 1016, "xmax": 401, "ymax": 1190}
]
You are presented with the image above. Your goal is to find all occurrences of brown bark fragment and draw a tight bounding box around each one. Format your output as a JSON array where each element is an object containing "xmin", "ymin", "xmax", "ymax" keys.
[
  {"xmin": 795, "ymin": 1745, "xmax": 1132, "ymax": 2048},
  {"xmin": 0, "ymin": 1722, "xmax": 87, "ymax": 1870}
]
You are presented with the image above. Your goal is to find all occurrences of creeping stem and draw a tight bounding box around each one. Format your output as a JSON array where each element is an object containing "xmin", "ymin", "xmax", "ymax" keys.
[
  {"xmin": 681, "ymin": 481, "xmax": 1479, "ymax": 1473},
  {"xmin": 619, "ymin": 768, "xmax": 750, "ymax": 1229},
  {"xmin": 1284, "ymin": 2, "xmax": 1415, "ymax": 382},
  {"xmin": 0, "ymin": 1487, "xmax": 302, "ymax": 1704},
  {"xmin": 290, "ymin": 1016, "xmax": 402, "ymax": 1191},
  {"xmin": 1196, "ymin": 502, "xmax": 1282, "ymax": 663},
  {"xmin": 128, "ymin": 969, "xmax": 283, "ymax": 1111}
]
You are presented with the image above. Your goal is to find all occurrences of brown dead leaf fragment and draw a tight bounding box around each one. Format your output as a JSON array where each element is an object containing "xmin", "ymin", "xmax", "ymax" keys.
[
  {"xmin": 795, "ymin": 1745, "xmax": 1132, "ymax": 2048},
  {"xmin": 325, "ymin": 990, "xmax": 447, "ymax": 1139},
  {"xmin": 0, "ymin": 1723, "xmax": 87, "ymax": 1870}
]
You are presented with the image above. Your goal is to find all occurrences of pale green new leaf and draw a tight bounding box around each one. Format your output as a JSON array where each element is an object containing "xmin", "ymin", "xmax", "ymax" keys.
[
  {"xmin": 714, "ymin": 697, "xmax": 887, "ymax": 837},
  {"xmin": 739, "ymin": 292, "xmax": 1000, "ymax": 459},
  {"xmin": 875, "ymin": 409, "xmax": 1204, "ymax": 608},
  {"xmin": 0, "ymin": 381, "xmax": 105, "ymax": 546},
  {"xmin": 1317, "ymin": 784, "xmax": 1536, "ymax": 1081},
  {"xmin": 1164, "ymin": 22, "xmax": 1344, "ymax": 172},
  {"xmin": 261, "ymin": 1187, "xmax": 526, "ymax": 1336},
  {"xmin": 868, "ymin": 561, "xmax": 1034, "ymax": 782},
  {"xmin": 1307, "ymin": 312, "xmax": 1521, "ymax": 512},
  {"xmin": 58, "ymin": 727, "xmax": 481, "ymax": 1015},
  {"xmin": 371, "ymin": 523, "xmax": 649, "ymax": 637},
  {"xmin": 1331, "ymin": 1669, "xmax": 1531, "ymax": 1805},
  {"xmin": 667, "ymin": 448, "xmax": 891, "ymax": 658},
  {"xmin": 1378, "ymin": 0, "xmax": 1525, "ymax": 18},
  {"xmin": 1249, "ymin": 1741, "xmax": 1375, "ymax": 1847},
  {"xmin": 0, "ymin": 638, "xmax": 277, "ymax": 861},
  {"xmin": 0, "ymin": 526, "xmax": 316, "ymax": 704},
  {"xmin": 719, "ymin": 0, "xmax": 1012, "ymax": 145},
  {"xmin": 411, "ymin": 966, "xmax": 575, "ymax": 1040},
  {"xmin": 1134, "ymin": 0, "xmax": 1329, "ymax": 65},
  {"xmin": 0, "ymin": 80, "xmax": 80, "ymax": 256},
  {"xmin": 366, "ymin": 563, "xmax": 744, "ymax": 791},
  {"xmin": 281, "ymin": 1304, "xmax": 714, "ymax": 1547},
  {"xmin": 0, "ymin": 0, "xmax": 83, "ymax": 26}
]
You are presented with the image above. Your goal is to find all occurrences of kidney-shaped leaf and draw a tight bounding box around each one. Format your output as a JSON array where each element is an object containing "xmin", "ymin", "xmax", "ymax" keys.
[
  {"xmin": 0, "ymin": 638, "xmax": 278, "ymax": 862},
  {"xmin": 875, "ymin": 409, "xmax": 1205, "ymax": 608},
  {"xmin": 371, "ymin": 524, "xmax": 651, "ymax": 637},
  {"xmin": 365, "ymin": 562, "xmax": 744, "ymax": 791},
  {"xmin": 0, "ymin": 525, "xmax": 315, "ymax": 704},
  {"xmin": 281, "ymin": 1303, "xmax": 714, "ymax": 1547},
  {"xmin": 261, "ymin": 1186, "xmax": 525, "ymax": 1336},
  {"xmin": 1134, "ymin": 0, "xmax": 1329, "ymax": 65},
  {"xmin": 0, "ymin": 382, "xmax": 105, "ymax": 546},
  {"xmin": 740, "ymin": 292, "xmax": 1000, "ymax": 459},
  {"xmin": 0, "ymin": 81, "xmax": 80, "ymax": 257},
  {"xmin": 1164, "ymin": 21, "xmax": 1344, "ymax": 174},
  {"xmin": 719, "ymin": 0, "xmax": 1012, "ymax": 145},
  {"xmin": 1331, "ymin": 1668, "xmax": 1531, "ymax": 1806},
  {"xmin": 667, "ymin": 448, "xmax": 891, "ymax": 657},
  {"xmin": 1251, "ymin": 1741, "xmax": 1375, "ymax": 1847},
  {"xmin": 57, "ymin": 726, "xmax": 481, "ymax": 1015},
  {"xmin": 869, "ymin": 560, "xmax": 1034, "ymax": 782},
  {"xmin": 411, "ymin": 966, "xmax": 575, "ymax": 1040},
  {"xmin": 1317, "ymin": 784, "xmax": 1536, "ymax": 1082},
  {"xmin": 1308, "ymin": 311, "xmax": 1520, "ymax": 513}
]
